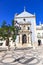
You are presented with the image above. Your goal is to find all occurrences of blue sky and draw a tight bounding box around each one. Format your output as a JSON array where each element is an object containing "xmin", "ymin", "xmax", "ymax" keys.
[{"xmin": 0, "ymin": 0, "xmax": 43, "ymax": 26}]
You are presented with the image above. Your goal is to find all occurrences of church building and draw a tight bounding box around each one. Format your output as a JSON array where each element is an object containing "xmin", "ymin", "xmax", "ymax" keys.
[{"xmin": 14, "ymin": 8, "xmax": 37, "ymax": 48}]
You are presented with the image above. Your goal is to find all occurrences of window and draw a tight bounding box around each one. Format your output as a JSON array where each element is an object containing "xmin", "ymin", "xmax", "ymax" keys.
[
  {"xmin": 38, "ymin": 33, "xmax": 40, "ymax": 35},
  {"xmin": 28, "ymin": 27, "xmax": 30, "ymax": 30},
  {"xmin": 23, "ymin": 18, "xmax": 25, "ymax": 21},
  {"xmin": 23, "ymin": 25, "xmax": 25, "ymax": 30}
]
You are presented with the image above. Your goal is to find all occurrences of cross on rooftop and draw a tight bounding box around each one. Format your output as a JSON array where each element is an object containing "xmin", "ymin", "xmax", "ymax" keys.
[{"xmin": 24, "ymin": 6, "xmax": 26, "ymax": 12}]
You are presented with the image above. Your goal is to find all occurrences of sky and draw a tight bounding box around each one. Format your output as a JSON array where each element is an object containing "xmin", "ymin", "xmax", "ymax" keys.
[{"xmin": 0, "ymin": 0, "xmax": 43, "ymax": 27}]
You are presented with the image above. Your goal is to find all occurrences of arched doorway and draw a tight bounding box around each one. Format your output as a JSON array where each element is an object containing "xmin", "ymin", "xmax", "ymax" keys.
[
  {"xmin": 38, "ymin": 39, "xmax": 41, "ymax": 46},
  {"xmin": 22, "ymin": 34, "xmax": 27, "ymax": 44}
]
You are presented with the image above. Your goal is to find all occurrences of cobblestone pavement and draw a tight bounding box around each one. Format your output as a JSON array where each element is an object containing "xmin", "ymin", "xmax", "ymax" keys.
[{"xmin": 0, "ymin": 46, "xmax": 43, "ymax": 65}]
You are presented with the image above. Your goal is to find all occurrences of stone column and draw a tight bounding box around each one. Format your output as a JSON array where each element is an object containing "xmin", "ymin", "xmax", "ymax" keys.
[
  {"xmin": 20, "ymin": 34, "xmax": 22, "ymax": 44},
  {"xmin": 30, "ymin": 32, "xmax": 32, "ymax": 45},
  {"xmin": 19, "ymin": 35, "xmax": 20, "ymax": 43},
  {"xmin": 29, "ymin": 34, "xmax": 31, "ymax": 44},
  {"xmin": 28, "ymin": 35, "xmax": 29, "ymax": 44},
  {"xmin": 27, "ymin": 34, "xmax": 28, "ymax": 44}
]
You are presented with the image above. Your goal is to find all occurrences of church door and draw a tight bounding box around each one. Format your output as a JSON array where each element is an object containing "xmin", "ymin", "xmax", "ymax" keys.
[
  {"xmin": 38, "ymin": 39, "xmax": 41, "ymax": 46},
  {"xmin": 22, "ymin": 34, "xmax": 27, "ymax": 44}
]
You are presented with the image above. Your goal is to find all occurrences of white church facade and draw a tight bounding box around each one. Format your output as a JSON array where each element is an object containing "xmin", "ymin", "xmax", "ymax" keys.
[
  {"xmin": 0, "ymin": 9, "xmax": 43, "ymax": 48},
  {"xmin": 14, "ymin": 9, "xmax": 37, "ymax": 48}
]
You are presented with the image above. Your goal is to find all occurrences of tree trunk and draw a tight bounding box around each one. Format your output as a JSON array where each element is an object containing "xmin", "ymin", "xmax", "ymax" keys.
[{"xmin": 6, "ymin": 38, "xmax": 10, "ymax": 51}]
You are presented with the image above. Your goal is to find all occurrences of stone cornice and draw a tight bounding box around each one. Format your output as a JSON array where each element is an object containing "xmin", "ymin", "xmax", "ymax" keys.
[
  {"xmin": 18, "ymin": 30, "xmax": 32, "ymax": 34},
  {"xmin": 19, "ymin": 23, "xmax": 31, "ymax": 25},
  {"xmin": 36, "ymin": 28, "xmax": 42, "ymax": 30},
  {"xmin": 15, "ymin": 16, "xmax": 35, "ymax": 19}
]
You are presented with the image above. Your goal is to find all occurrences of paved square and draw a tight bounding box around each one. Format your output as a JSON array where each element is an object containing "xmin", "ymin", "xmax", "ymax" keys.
[{"xmin": 0, "ymin": 46, "xmax": 43, "ymax": 65}]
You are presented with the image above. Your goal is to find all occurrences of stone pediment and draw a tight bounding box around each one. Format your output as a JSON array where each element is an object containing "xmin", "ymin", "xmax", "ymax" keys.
[{"xmin": 15, "ymin": 11, "xmax": 34, "ymax": 18}]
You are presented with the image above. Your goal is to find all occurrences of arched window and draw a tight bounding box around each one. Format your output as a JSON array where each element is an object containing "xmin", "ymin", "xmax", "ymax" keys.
[{"xmin": 23, "ymin": 18, "xmax": 25, "ymax": 21}]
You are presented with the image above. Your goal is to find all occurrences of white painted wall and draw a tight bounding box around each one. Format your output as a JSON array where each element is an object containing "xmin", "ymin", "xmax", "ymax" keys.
[{"xmin": 15, "ymin": 16, "xmax": 37, "ymax": 44}]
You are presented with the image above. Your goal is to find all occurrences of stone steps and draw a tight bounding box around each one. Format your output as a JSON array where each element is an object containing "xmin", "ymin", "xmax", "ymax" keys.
[{"xmin": 16, "ymin": 43, "xmax": 32, "ymax": 48}]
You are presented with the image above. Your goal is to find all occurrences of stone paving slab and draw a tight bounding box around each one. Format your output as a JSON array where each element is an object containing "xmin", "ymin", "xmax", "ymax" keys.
[
  {"xmin": 2, "ymin": 58, "xmax": 14, "ymax": 63},
  {"xmin": 4, "ymin": 54, "xmax": 12, "ymax": 58}
]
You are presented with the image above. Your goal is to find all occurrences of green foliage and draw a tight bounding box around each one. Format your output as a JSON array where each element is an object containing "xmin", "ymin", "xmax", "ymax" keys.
[{"xmin": 0, "ymin": 20, "xmax": 19, "ymax": 42}]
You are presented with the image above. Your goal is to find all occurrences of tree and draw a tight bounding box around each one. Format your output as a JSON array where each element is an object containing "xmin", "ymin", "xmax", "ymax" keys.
[
  {"xmin": 0, "ymin": 21, "xmax": 11, "ymax": 50},
  {"xmin": 0, "ymin": 20, "xmax": 19, "ymax": 50}
]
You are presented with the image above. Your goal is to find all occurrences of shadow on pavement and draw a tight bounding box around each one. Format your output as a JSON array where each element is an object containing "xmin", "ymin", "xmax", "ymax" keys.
[
  {"xmin": 13, "ymin": 56, "xmax": 24, "ymax": 62},
  {"xmin": 19, "ymin": 57, "xmax": 40, "ymax": 65}
]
